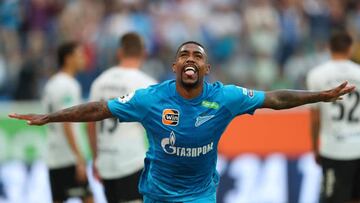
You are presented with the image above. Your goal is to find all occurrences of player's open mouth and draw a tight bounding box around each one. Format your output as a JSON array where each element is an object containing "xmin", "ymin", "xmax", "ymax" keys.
[{"xmin": 183, "ymin": 65, "xmax": 198, "ymax": 77}]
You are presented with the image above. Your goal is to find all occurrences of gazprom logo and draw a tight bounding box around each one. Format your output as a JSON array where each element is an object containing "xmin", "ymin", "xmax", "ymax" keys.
[
  {"xmin": 161, "ymin": 131, "xmax": 176, "ymax": 154},
  {"xmin": 170, "ymin": 131, "xmax": 176, "ymax": 145},
  {"xmin": 161, "ymin": 131, "xmax": 214, "ymax": 157}
]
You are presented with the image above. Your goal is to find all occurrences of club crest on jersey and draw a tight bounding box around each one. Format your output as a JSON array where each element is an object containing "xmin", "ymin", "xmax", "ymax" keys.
[
  {"xmin": 162, "ymin": 109, "xmax": 179, "ymax": 126},
  {"xmin": 118, "ymin": 92, "xmax": 134, "ymax": 103}
]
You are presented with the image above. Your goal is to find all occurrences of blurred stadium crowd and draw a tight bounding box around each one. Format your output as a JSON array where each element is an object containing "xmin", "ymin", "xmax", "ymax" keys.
[{"xmin": 1, "ymin": 0, "xmax": 360, "ymax": 100}]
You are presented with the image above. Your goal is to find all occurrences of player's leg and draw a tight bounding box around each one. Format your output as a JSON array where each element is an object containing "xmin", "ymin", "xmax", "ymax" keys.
[
  {"xmin": 62, "ymin": 165, "xmax": 93, "ymax": 203},
  {"xmin": 320, "ymin": 157, "xmax": 357, "ymax": 203},
  {"xmin": 102, "ymin": 178, "xmax": 119, "ymax": 203},
  {"xmin": 48, "ymin": 166, "xmax": 71, "ymax": 203},
  {"xmin": 117, "ymin": 169, "xmax": 143, "ymax": 202},
  {"xmin": 350, "ymin": 159, "xmax": 360, "ymax": 203}
]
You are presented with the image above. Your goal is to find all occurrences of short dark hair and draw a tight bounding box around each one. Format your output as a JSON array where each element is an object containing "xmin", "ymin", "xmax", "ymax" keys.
[
  {"xmin": 176, "ymin": 41, "xmax": 206, "ymax": 55},
  {"xmin": 175, "ymin": 41, "xmax": 207, "ymax": 61},
  {"xmin": 329, "ymin": 30, "xmax": 353, "ymax": 53},
  {"xmin": 57, "ymin": 41, "xmax": 79, "ymax": 67},
  {"xmin": 119, "ymin": 32, "xmax": 144, "ymax": 57}
]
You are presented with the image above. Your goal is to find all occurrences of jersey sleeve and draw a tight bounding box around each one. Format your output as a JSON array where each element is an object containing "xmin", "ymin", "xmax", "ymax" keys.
[
  {"xmin": 107, "ymin": 89, "xmax": 149, "ymax": 122},
  {"xmin": 223, "ymin": 85, "xmax": 265, "ymax": 116}
]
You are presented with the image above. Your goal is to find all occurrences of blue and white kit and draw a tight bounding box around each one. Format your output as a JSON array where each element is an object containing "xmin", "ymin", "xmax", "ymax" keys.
[{"xmin": 107, "ymin": 80, "xmax": 265, "ymax": 202}]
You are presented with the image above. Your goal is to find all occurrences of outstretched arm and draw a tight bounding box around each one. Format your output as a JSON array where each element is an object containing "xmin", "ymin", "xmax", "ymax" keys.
[
  {"xmin": 262, "ymin": 82, "xmax": 355, "ymax": 110},
  {"xmin": 9, "ymin": 101, "xmax": 113, "ymax": 125}
]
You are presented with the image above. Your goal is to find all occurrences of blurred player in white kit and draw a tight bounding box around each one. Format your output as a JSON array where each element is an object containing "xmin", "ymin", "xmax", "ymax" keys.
[
  {"xmin": 307, "ymin": 30, "xmax": 360, "ymax": 203},
  {"xmin": 88, "ymin": 32, "xmax": 156, "ymax": 203},
  {"xmin": 43, "ymin": 41, "xmax": 93, "ymax": 203}
]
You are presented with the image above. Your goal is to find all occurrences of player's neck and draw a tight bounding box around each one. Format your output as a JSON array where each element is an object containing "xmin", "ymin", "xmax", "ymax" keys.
[
  {"xmin": 60, "ymin": 66, "xmax": 76, "ymax": 77},
  {"xmin": 331, "ymin": 52, "xmax": 350, "ymax": 61},
  {"xmin": 176, "ymin": 82, "xmax": 203, "ymax": 99},
  {"xmin": 119, "ymin": 58, "xmax": 142, "ymax": 69}
]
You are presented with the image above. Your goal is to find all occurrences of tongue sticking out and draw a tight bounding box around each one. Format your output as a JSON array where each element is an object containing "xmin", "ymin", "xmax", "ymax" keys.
[{"xmin": 185, "ymin": 69, "xmax": 195, "ymax": 76}]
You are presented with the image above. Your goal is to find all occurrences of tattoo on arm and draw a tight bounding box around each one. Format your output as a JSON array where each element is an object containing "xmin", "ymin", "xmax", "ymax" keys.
[
  {"xmin": 48, "ymin": 101, "xmax": 113, "ymax": 123},
  {"xmin": 263, "ymin": 90, "xmax": 326, "ymax": 110}
]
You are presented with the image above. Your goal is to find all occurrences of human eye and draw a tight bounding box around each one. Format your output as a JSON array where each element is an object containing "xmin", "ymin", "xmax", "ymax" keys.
[
  {"xmin": 180, "ymin": 52, "xmax": 188, "ymax": 57},
  {"xmin": 195, "ymin": 54, "xmax": 202, "ymax": 59}
]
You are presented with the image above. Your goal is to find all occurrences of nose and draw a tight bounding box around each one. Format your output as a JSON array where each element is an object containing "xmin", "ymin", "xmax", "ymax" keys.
[{"xmin": 185, "ymin": 55, "xmax": 195, "ymax": 63}]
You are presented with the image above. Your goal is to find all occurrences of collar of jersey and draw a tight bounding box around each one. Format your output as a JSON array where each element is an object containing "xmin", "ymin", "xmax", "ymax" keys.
[{"xmin": 170, "ymin": 80, "xmax": 208, "ymax": 105}]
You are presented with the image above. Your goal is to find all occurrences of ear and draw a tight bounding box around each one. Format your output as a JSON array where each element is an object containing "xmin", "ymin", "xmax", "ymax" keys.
[
  {"xmin": 205, "ymin": 64, "xmax": 211, "ymax": 75},
  {"xmin": 172, "ymin": 62, "xmax": 176, "ymax": 73}
]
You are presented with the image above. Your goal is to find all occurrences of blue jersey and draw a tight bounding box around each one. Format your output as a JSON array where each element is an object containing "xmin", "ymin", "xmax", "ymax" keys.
[{"xmin": 107, "ymin": 80, "xmax": 265, "ymax": 201}]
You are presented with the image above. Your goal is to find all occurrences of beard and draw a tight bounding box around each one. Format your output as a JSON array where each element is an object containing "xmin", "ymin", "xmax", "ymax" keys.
[{"xmin": 180, "ymin": 75, "xmax": 200, "ymax": 89}]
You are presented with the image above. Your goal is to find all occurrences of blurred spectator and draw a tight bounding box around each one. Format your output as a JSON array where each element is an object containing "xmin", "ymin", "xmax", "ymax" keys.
[
  {"xmin": 223, "ymin": 51, "xmax": 253, "ymax": 87},
  {"xmin": 348, "ymin": 2, "xmax": 360, "ymax": 37},
  {"xmin": 328, "ymin": 0, "xmax": 346, "ymax": 30},
  {"xmin": 58, "ymin": 0, "xmax": 103, "ymax": 67},
  {"xmin": 302, "ymin": 0, "xmax": 330, "ymax": 43},
  {"xmin": 252, "ymin": 53, "xmax": 279, "ymax": 89},
  {"xmin": 348, "ymin": 2, "xmax": 360, "ymax": 64},
  {"xmin": 204, "ymin": 0, "xmax": 241, "ymax": 64},
  {"xmin": 284, "ymin": 43, "xmax": 329, "ymax": 89},
  {"xmin": 23, "ymin": 0, "xmax": 62, "ymax": 32},
  {"xmin": 243, "ymin": 0, "xmax": 279, "ymax": 56},
  {"xmin": 1, "ymin": 0, "xmax": 360, "ymax": 99},
  {"xmin": 13, "ymin": 30, "xmax": 49, "ymax": 100},
  {"xmin": 0, "ymin": 0, "xmax": 22, "ymax": 94},
  {"xmin": 275, "ymin": 0, "xmax": 304, "ymax": 74}
]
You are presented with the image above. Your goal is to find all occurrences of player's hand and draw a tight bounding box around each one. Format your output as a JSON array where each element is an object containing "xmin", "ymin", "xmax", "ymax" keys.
[
  {"xmin": 8, "ymin": 113, "xmax": 49, "ymax": 125},
  {"xmin": 322, "ymin": 81, "xmax": 356, "ymax": 102},
  {"xmin": 76, "ymin": 160, "xmax": 88, "ymax": 183},
  {"xmin": 92, "ymin": 161, "xmax": 102, "ymax": 182}
]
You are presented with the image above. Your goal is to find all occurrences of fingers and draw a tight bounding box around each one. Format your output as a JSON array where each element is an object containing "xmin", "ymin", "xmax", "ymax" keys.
[
  {"xmin": 339, "ymin": 85, "xmax": 356, "ymax": 95},
  {"xmin": 333, "ymin": 81, "xmax": 355, "ymax": 95},
  {"xmin": 9, "ymin": 113, "xmax": 32, "ymax": 122},
  {"xmin": 330, "ymin": 81, "xmax": 350, "ymax": 93},
  {"xmin": 8, "ymin": 113, "xmax": 21, "ymax": 119},
  {"xmin": 335, "ymin": 81, "xmax": 348, "ymax": 91},
  {"xmin": 338, "ymin": 81, "xmax": 348, "ymax": 89},
  {"xmin": 8, "ymin": 113, "xmax": 43, "ymax": 125},
  {"xmin": 8, "ymin": 113, "xmax": 34, "ymax": 119},
  {"xmin": 27, "ymin": 120, "xmax": 35, "ymax": 125}
]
